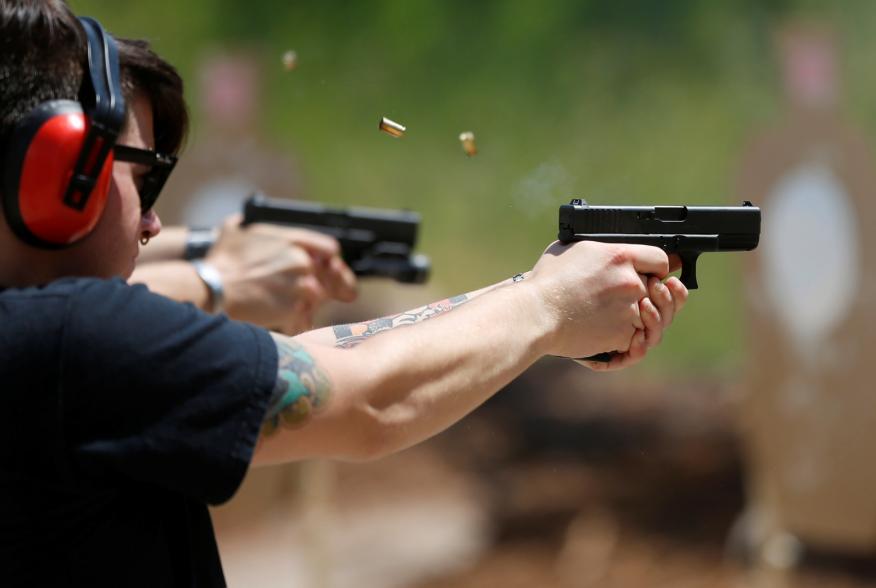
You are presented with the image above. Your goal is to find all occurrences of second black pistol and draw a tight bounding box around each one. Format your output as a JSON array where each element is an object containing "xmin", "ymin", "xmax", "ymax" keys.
[{"xmin": 242, "ymin": 193, "xmax": 430, "ymax": 284}]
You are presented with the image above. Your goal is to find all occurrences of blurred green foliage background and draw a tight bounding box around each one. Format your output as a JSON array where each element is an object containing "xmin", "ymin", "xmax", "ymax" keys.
[{"xmin": 70, "ymin": 0, "xmax": 876, "ymax": 375}]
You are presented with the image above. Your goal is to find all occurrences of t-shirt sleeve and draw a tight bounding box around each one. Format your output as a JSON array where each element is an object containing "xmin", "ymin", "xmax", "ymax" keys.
[{"xmin": 60, "ymin": 279, "xmax": 278, "ymax": 505}]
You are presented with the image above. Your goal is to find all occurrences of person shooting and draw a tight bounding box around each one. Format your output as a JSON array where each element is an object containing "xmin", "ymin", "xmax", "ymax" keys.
[{"xmin": 0, "ymin": 1, "xmax": 687, "ymax": 584}]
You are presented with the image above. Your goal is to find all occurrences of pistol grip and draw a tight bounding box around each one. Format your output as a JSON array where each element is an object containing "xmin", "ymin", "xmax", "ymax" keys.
[{"xmin": 678, "ymin": 252, "xmax": 701, "ymax": 290}]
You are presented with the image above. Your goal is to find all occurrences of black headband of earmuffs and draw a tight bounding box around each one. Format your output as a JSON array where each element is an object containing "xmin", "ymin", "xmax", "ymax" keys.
[{"xmin": 63, "ymin": 16, "xmax": 126, "ymax": 211}]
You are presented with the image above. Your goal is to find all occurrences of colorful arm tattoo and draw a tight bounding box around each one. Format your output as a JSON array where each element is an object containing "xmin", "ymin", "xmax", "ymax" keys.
[
  {"xmin": 262, "ymin": 338, "xmax": 332, "ymax": 437},
  {"xmin": 332, "ymin": 294, "xmax": 470, "ymax": 348}
]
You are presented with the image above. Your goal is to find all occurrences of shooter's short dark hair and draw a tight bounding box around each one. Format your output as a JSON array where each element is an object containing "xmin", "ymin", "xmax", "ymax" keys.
[
  {"xmin": 0, "ymin": 0, "xmax": 188, "ymax": 156},
  {"xmin": 117, "ymin": 38, "xmax": 189, "ymax": 155},
  {"xmin": 0, "ymin": 0, "xmax": 86, "ymax": 133}
]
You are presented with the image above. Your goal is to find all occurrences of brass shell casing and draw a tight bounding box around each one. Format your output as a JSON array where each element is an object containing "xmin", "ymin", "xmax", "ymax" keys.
[
  {"xmin": 459, "ymin": 131, "xmax": 477, "ymax": 156},
  {"xmin": 379, "ymin": 116, "xmax": 406, "ymax": 138}
]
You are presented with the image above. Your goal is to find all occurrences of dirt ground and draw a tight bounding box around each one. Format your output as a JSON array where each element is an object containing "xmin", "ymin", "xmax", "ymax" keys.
[{"xmin": 212, "ymin": 358, "xmax": 876, "ymax": 588}]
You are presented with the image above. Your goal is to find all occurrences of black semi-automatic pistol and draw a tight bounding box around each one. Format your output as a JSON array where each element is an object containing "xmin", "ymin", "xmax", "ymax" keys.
[
  {"xmin": 243, "ymin": 193, "xmax": 430, "ymax": 284},
  {"xmin": 558, "ymin": 198, "xmax": 761, "ymax": 289}
]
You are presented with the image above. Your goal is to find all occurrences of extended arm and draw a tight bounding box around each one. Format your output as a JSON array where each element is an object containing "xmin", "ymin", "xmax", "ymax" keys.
[{"xmin": 252, "ymin": 241, "xmax": 688, "ymax": 466}]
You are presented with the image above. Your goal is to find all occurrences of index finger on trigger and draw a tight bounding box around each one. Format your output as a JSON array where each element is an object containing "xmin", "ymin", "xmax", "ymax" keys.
[
  {"xmin": 285, "ymin": 228, "xmax": 342, "ymax": 258},
  {"xmin": 626, "ymin": 244, "xmax": 670, "ymax": 279},
  {"xmin": 313, "ymin": 254, "xmax": 358, "ymax": 303}
]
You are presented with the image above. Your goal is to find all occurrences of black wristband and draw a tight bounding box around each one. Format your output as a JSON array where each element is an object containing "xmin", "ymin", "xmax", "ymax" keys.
[{"xmin": 183, "ymin": 228, "xmax": 217, "ymax": 260}]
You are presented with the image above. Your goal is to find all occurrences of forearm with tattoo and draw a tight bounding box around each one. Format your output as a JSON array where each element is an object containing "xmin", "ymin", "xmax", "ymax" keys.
[
  {"xmin": 332, "ymin": 294, "xmax": 471, "ymax": 348},
  {"xmin": 263, "ymin": 338, "xmax": 332, "ymax": 437},
  {"xmin": 331, "ymin": 272, "xmax": 530, "ymax": 349}
]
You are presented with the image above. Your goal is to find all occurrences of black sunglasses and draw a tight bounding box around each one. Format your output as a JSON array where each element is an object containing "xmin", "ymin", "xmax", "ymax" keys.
[{"xmin": 113, "ymin": 144, "xmax": 178, "ymax": 212}]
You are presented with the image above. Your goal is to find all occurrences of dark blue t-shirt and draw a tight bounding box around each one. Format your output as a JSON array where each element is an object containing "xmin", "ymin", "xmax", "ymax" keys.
[{"xmin": 0, "ymin": 277, "xmax": 278, "ymax": 587}]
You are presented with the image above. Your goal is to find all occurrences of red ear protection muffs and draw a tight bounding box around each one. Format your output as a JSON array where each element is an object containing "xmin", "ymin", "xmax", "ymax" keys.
[{"xmin": 1, "ymin": 16, "xmax": 126, "ymax": 248}]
